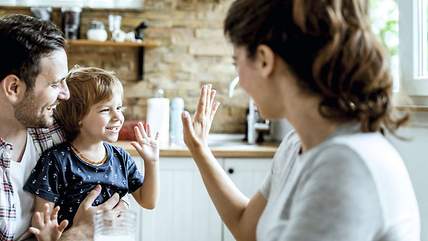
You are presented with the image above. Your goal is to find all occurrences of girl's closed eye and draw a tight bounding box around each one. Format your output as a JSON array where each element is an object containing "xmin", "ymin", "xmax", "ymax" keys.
[{"xmin": 100, "ymin": 108, "xmax": 110, "ymax": 113}]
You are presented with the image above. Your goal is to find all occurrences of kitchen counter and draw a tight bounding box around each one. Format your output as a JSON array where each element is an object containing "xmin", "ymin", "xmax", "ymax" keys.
[{"xmin": 116, "ymin": 134, "xmax": 278, "ymax": 158}]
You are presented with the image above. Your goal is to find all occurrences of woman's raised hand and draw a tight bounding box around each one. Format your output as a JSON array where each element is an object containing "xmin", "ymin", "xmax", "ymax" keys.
[{"xmin": 181, "ymin": 84, "xmax": 220, "ymax": 152}]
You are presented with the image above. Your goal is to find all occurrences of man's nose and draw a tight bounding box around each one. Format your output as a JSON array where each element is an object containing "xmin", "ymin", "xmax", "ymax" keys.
[{"xmin": 58, "ymin": 82, "xmax": 70, "ymax": 100}]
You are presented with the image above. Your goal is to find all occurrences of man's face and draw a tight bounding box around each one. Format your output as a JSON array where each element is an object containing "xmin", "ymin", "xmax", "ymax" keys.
[{"xmin": 14, "ymin": 49, "xmax": 70, "ymax": 128}]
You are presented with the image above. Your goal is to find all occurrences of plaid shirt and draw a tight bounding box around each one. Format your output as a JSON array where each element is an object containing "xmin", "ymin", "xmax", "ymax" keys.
[{"xmin": 0, "ymin": 124, "xmax": 65, "ymax": 241}]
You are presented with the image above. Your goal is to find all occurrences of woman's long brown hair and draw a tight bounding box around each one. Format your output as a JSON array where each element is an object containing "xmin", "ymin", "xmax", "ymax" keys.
[{"xmin": 225, "ymin": 0, "xmax": 409, "ymax": 133}]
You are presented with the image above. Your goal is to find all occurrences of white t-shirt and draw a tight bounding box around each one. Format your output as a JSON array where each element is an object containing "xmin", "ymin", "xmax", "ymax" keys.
[
  {"xmin": 257, "ymin": 124, "xmax": 420, "ymax": 241},
  {"xmin": 9, "ymin": 133, "xmax": 38, "ymax": 240}
]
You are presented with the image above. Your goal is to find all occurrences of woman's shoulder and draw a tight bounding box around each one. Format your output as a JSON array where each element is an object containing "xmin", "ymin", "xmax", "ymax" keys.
[
  {"xmin": 276, "ymin": 129, "xmax": 301, "ymax": 155},
  {"xmin": 325, "ymin": 132, "xmax": 400, "ymax": 163},
  {"xmin": 304, "ymin": 132, "xmax": 404, "ymax": 184}
]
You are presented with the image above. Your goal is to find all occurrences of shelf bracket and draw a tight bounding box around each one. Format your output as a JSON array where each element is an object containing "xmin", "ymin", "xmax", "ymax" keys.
[{"xmin": 138, "ymin": 47, "xmax": 145, "ymax": 81}]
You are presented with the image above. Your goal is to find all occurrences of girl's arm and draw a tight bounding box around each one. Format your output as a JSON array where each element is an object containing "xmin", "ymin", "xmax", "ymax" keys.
[
  {"xmin": 131, "ymin": 160, "xmax": 159, "ymax": 209},
  {"xmin": 131, "ymin": 122, "xmax": 160, "ymax": 209}
]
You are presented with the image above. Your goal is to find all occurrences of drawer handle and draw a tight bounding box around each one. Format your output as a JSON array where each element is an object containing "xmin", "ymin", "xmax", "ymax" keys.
[{"xmin": 227, "ymin": 168, "xmax": 234, "ymax": 174}]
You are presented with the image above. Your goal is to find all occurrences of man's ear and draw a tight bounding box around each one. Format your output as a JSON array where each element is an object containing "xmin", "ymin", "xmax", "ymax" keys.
[
  {"xmin": 255, "ymin": 45, "xmax": 275, "ymax": 78},
  {"xmin": 1, "ymin": 74, "xmax": 27, "ymax": 103}
]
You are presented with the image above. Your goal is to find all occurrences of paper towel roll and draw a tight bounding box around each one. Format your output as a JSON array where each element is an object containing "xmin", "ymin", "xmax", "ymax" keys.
[{"xmin": 146, "ymin": 98, "xmax": 170, "ymax": 147}]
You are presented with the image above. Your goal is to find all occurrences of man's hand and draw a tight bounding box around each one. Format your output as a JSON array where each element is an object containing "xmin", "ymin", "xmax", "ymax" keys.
[
  {"xmin": 72, "ymin": 185, "xmax": 121, "ymax": 227},
  {"xmin": 29, "ymin": 204, "xmax": 68, "ymax": 241}
]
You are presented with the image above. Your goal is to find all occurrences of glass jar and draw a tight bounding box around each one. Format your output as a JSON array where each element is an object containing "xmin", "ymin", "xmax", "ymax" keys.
[
  {"xmin": 93, "ymin": 209, "xmax": 137, "ymax": 241},
  {"xmin": 87, "ymin": 20, "xmax": 108, "ymax": 41}
]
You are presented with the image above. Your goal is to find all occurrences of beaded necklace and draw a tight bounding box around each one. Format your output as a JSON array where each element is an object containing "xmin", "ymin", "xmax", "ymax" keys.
[{"xmin": 70, "ymin": 144, "xmax": 107, "ymax": 166}]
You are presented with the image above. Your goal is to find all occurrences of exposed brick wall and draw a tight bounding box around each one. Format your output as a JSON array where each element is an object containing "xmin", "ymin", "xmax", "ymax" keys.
[{"xmin": 0, "ymin": 0, "xmax": 249, "ymax": 133}]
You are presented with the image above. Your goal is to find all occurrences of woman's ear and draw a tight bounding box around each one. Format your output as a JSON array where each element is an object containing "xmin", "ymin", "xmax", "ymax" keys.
[
  {"xmin": 255, "ymin": 45, "xmax": 275, "ymax": 78},
  {"xmin": 1, "ymin": 74, "xmax": 27, "ymax": 103}
]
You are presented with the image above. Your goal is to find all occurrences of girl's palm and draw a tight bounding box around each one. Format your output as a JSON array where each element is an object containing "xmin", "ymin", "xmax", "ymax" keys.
[{"xmin": 131, "ymin": 122, "xmax": 159, "ymax": 163}]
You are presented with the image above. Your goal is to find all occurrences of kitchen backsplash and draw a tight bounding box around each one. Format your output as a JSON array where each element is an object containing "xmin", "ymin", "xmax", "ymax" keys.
[{"xmin": 0, "ymin": 0, "xmax": 248, "ymax": 133}]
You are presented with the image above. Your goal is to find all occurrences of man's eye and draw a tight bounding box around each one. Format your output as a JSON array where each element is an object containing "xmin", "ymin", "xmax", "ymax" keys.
[{"xmin": 100, "ymin": 108, "xmax": 110, "ymax": 112}]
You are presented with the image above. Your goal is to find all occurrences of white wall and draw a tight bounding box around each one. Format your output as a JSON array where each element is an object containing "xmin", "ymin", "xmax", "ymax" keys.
[{"xmin": 388, "ymin": 113, "xmax": 428, "ymax": 241}]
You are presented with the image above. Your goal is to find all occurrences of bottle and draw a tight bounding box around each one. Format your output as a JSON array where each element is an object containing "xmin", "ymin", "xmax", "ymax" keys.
[
  {"xmin": 61, "ymin": 7, "xmax": 81, "ymax": 40},
  {"xmin": 146, "ymin": 88, "xmax": 170, "ymax": 148},
  {"xmin": 170, "ymin": 97, "xmax": 184, "ymax": 146}
]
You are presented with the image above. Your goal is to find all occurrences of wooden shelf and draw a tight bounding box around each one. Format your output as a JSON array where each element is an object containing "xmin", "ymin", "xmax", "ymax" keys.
[
  {"xmin": 396, "ymin": 105, "xmax": 428, "ymax": 112},
  {"xmin": 66, "ymin": 39, "xmax": 160, "ymax": 48},
  {"xmin": 65, "ymin": 39, "xmax": 160, "ymax": 80}
]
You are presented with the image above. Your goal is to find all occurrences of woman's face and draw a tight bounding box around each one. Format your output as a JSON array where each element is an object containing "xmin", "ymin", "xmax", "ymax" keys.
[
  {"xmin": 233, "ymin": 47, "xmax": 259, "ymax": 100},
  {"xmin": 233, "ymin": 46, "xmax": 288, "ymax": 120}
]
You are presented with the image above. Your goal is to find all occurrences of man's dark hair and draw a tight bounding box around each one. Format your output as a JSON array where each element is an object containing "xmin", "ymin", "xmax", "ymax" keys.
[{"xmin": 0, "ymin": 14, "xmax": 65, "ymax": 90}]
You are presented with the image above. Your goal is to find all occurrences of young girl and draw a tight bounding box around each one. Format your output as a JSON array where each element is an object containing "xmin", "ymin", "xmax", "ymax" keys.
[{"xmin": 24, "ymin": 66, "xmax": 159, "ymax": 241}]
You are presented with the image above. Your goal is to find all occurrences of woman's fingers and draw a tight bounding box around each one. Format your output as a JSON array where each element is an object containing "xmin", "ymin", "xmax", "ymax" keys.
[
  {"xmin": 207, "ymin": 89, "xmax": 216, "ymax": 117},
  {"xmin": 205, "ymin": 84, "xmax": 212, "ymax": 116},
  {"xmin": 182, "ymin": 111, "xmax": 195, "ymax": 139},
  {"xmin": 211, "ymin": 101, "xmax": 220, "ymax": 121},
  {"xmin": 195, "ymin": 85, "xmax": 208, "ymax": 120}
]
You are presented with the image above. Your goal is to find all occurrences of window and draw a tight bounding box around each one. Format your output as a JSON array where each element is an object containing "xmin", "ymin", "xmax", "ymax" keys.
[
  {"xmin": 398, "ymin": 0, "xmax": 428, "ymax": 99},
  {"xmin": 370, "ymin": 0, "xmax": 428, "ymax": 103},
  {"xmin": 370, "ymin": 0, "xmax": 400, "ymax": 92}
]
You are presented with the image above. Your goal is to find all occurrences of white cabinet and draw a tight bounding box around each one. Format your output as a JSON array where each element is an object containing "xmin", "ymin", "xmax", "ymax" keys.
[
  {"xmin": 129, "ymin": 157, "xmax": 271, "ymax": 241},
  {"xmin": 222, "ymin": 158, "xmax": 271, "ymax": 241},
  {"xmin": 130, "ymin": 157, "xmax": 222, "ymax": 241}
]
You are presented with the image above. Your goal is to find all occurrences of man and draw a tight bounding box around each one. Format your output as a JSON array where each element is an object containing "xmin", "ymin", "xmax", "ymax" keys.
[{"xmin": 0, "ymin": 14, "xmax": 123, "ymax": 241}]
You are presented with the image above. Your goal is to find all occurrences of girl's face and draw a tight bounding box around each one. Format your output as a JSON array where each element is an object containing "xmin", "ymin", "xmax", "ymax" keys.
[{"xmin": 78, "ymin": 92, "xmax": 125, "ymax": 144}]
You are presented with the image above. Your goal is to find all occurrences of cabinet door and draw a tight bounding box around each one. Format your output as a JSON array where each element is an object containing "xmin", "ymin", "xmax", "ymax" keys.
[
  {"xmin": 131, "ymin": 157, "xmax": 222, "ymax": 241},
  {"xmin": 223, "ymin": 158, "xmax": 272, "ymax": 241}
]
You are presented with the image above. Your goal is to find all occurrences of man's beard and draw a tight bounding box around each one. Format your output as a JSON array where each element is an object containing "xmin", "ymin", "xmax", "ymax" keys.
[{"xmin": 14, "ymin": 93, "xmax": 53, "ymax": 128}]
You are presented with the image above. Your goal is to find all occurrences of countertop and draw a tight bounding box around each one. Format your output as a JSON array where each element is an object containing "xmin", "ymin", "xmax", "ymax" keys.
[{"xmin": 116, "ymin": 134, "xmax": 278, "ymax": 158}]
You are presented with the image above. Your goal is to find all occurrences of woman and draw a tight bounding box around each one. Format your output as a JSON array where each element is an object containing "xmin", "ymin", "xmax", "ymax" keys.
[{"xmin": 181, "ymin": 0, "xmax": 420, "ymax": 241}]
